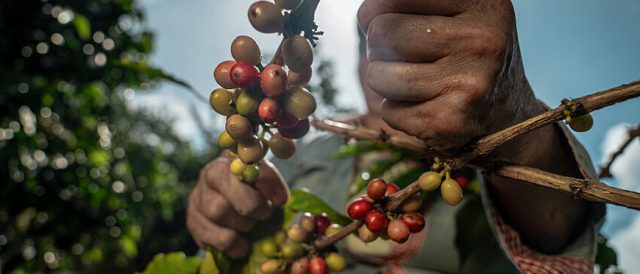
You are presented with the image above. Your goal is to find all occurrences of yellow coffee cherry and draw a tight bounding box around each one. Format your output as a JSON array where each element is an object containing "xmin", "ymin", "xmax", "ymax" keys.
[
  {"xmin": 229, "ymin": 158, "xmax": 247, "ymax": 176},
  {"xmin": 441, "ymin": 178, "xmax": 463, "ymax": 206},
  {"xmin": 418, "ymin": 171, "xmax": 442, "ymax": 192}
]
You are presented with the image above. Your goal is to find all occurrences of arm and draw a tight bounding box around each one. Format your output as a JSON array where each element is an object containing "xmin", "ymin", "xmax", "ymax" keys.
[{"xmin": 357, "ymin": 0, "xmax": 590, "ymax": 253}]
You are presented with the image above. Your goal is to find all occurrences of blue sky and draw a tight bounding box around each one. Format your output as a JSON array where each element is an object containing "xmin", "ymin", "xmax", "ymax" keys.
[{"xmin": 136, "ymin": 0, "xmax": 640, "ymax": 270}]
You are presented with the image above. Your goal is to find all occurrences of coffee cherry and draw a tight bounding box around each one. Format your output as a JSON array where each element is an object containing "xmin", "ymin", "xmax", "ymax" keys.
[
  {"xmin": 242, "ymin": 164, "xmax": 260, "ymax": 183},
  {"xmin": 441, "ymin": 178, "xmax": 463, "ymax": 206},
  {"xmin": 258, "ymin": 97, "xmax": 281, "ymax": 124},
  {"xmin": 400, "ymin": 212, "xmax": 425, "ymax": 233},
  {"xmin": 259, "ymin": 137, "xmax": 270, "ymax": 159},
  {"xmin": 209, "ymin": 88, "xmax": 237, "ymax": 116},
  {"xmin": 386, "ymin": 183, "xmax": 400, "ymax": 196},
  {"xmin": 367, "ymin": 178, "xmax": 388, "ymax": 200},
  {"xmin": 248, "ymin": 1, "xmax": 284, "ymax": 34},
  {"xmin": 230, "ymin": 62, "xmax": 260, "ymax": 88},
  {"xmin": 287, "ymin": 224, "xmax": 308, "ymax": 243},
  {"xmin": 365, "ymin": 210, "xmax": 388, "ymax": 233},
  {"xmin": 260, "ymin": 64, "xmax": 288, "ymax": 97},
  {"xmin": 217, "ymin": 130, "xmax": 237, "ymax": 150},
  {"xmin": 276, "ymin": 110, "xmax": 299, "ymax": 129},
  {"xmin": 309, "ymin": 256, "xmax": 327, "ymax": 274},
  {"xmin": 237, "ymin": 137, "xmax": 264, "ymax": 165},
  {"xmin": 315, "ymin": 213, "xmax": 331, "ymax": 235},
  {"xmin": 291, "ymin": 257, "xmax": 309, "ymax": 274},
  {"xmin": 278, "ymin": 118, "xmax": 309, "ymax": 139},
  {"xmin": 274, "ymin": 230, "xmax": 287, "ymax": 245},
  {"xmin": 236, "ymin": 88, "xmax": 263, "ymax": 116},
  {"xmin": 281, "ymin": 242, "xmax": 303, "ymax": 259},
  {"xmin": 260, "ymin": 259, "xmax": 284, "ymax": 274},
  {"xmin": 453, "ymin": 174, "xmax": 469, "ymax": 189},
  {"xmin": 400, "ymin": 193, "xmax": 423, "ymax": 213},
  {"xmin": 418, "ymin": 171, "xmax": 442, "ymax": 192},
  {"xmin": 288, "ymin": 67, "xmax": 312, "ymax": 87},
  {"xmin": 231, "ymin": 35, "xmax": 261, "ymax": 65},
  {"xmin": 274, "ymin": 0, "xmax": 301, "ymax": 10},
  {"xmin": 226, "ymin": 115, "xmax": 253, "ymax": 141},
  {"xmin": 268, "ymin": 133, "xmax": 296, "ymax": 159},
  {"xmin": 357, "ymin": 225, "xmax": 378, "ymax": 243},
  {"xmin": 568, "ymin": 113, "xmax": 593, "ymax": 132},
  {"xmin": 299, "ymin": 212, "xmax": 316, "ymax": 233},
  {"xmin": 325, "ymin": 224, "xmax": 341, "ymax": 237},
  {"xmin": 325, "ymin": 252, "xmax": 347, "ymax": 272},
  {"xmin": 387, "ymin": 218, "xmax": 410, "ymax": 243},
  {"xmin": 214, "ymin": 60, "xmax": 238, "ymax": 89},
  {"xmin": 347, "ymin": 198, "xmax": 373, "ymax": 220},
  {"xmin": 260, "ymin": 238, "xmax": 279, "ymax": 258},
  {"xmin": 282, "ymin": 87, "xmax": 316, "ymax": 119},
  {"xmin": 230, "ymin": 158, "xmax": 247, "ymax": 176},
  {"xmin": 283, "ymin": 35, "xmax": 313, "ymax": 72}
]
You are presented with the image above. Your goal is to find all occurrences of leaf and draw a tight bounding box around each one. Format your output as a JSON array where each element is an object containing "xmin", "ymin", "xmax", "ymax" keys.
[
  {"xmin": 140, "ymin": 252, "xmax": 201, "ymax": 274},
  {"xmin": 390, "ymin": 167, "xmax": 429, "ymax": 189},
  {"xmin": 286, "ymin": 189, "xmax": 350, "ymax": 226},
  {"xmin": 74, "ymin": 14, "xmax": 91, "ymax": 40},
  {"xmin": 335, "ymin": 141, "xmax": 388, "ymax": 158},
  {"xmin": 199, "ymin": 249, "xmax": 229, "ymax": 274},
  {"xmin": 113, "ymin": 60, "xmax": 194, "ymax": 90},
  {"xmin": 454, "ymin": 196, "xmax": 493, "ymax": 265},
  {"xmin": 595, "ymin": 235, "xmax": 618, "ymax": 273}
]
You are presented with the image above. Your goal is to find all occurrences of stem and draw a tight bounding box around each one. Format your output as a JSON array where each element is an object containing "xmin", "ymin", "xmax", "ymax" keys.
[
  {"xmin": 313, "ymin": 219, "xmax": 362, "ymax": 250},
  {"xmin": 598, "ymin": 124, "xmax": 640, "ymax": 178}
]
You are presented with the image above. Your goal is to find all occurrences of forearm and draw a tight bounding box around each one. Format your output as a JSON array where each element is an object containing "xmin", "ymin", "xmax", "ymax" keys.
[{"xmin": 486, "ymin": 100, "xmax": 590, "ymax": 254}]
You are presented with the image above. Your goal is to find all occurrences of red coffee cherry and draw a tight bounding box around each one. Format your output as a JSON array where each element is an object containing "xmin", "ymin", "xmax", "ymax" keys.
[
  {"xmin": 260, "ymin": 64, "xmax": 287, "ymax": 97},
  {"xmin": 276, "ymin": 110, "xmax": 299, "ymax": 129},
  {"xmin": 367, "ymin": 178, "xmax": 388, "ymax": 200},
  {"xmin": 258, "ymin": 97, "xmax": 281, "ymax": 124},
  {"xmin": 214, "ymin": 60, "xmax": 238, "ymax": 89},
  {"xmin": 290, "ymin": 257, "xmax": 309, "ymax": 274},
  {"xmin": 309, "ymin": 256, "xmax": 327, "ymax": 274},
  {"xmin": 453, "ymin": 174, "xmax": 469, "ymax": 189},
  {"xmin": 230, "ymin": 62, "xmax": 260, "ymax": 88},
  {"xmin": 400, "ymin": 212, "xmax": 425, "ymax": 233},
  {"xmin": 385, "ymin": 183, "xmax": 400, "ymax": 196},
  {"xmin": 364, "ymin": 210, "xmax": 388, "ymax": 233},
  {"xmin": 347, "ymin": 198, "xmax": 372, "ymax": 220},
  {"xmin": 315, "ymin": 213, "xmax": 331, "ymax": 235},
  {"xmin": 387, "ymin": 218, "xmax": 410, "ymax": 243},
  {"xmin": 278, "ymin": 118, "xmax": 309, "ymax": 139}
]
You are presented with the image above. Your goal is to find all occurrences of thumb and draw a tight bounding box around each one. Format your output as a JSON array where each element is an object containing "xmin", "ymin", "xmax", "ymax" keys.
[{"xmin": 254, "ymin": 159, "xmax": 289, "ymax": 207}]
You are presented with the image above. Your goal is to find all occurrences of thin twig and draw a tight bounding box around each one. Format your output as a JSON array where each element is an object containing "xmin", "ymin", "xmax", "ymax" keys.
[{"xmin": 599, "ymin": 124, "xmax": 640, "ymax": 178}]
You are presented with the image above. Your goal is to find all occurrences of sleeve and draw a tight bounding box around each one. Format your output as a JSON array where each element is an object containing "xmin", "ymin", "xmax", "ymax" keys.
[{"xmin": 478, "ymin": 122, "xmax": 605, "ymax": 274}]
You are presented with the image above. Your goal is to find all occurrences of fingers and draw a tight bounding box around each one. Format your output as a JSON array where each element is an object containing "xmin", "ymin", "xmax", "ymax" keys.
[
  {"xmin": 199, "ymin": 184, "xmax": 257, "ymax": 233},
  {"xmin": 357, "ymin": 0, "xmax": 468, "ymax": 31},
  {"xmin": 367, "ymin": 14, "xmax": 459, "ymax": 63},
  {"xmin": 366, "ymin": 61, "xmax": 449, "ymax": 102},
  {"xmin": 253, "ymin": 159, "xmax": 289, "ymax": 207},
  {"xmin": 187, "ymin": 200, "xmax": 250, "ymax": 259}
]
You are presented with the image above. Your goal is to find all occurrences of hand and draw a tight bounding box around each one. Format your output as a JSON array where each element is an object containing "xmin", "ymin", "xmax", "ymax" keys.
[
  {"xmin": 358, "ymin": 0, "xmax": 541, "ymax": 151},
  {"xmin": 186, "ymin": 156, "xmax": 288, "ymax": 258}
]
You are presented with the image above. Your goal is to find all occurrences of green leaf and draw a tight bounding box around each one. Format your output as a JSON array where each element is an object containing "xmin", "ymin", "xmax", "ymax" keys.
[
  {"xmin": 74, "ymin": 14, "xmax": 91, "ymax": 40},
  {"xmin": 335, "ymin": 141, "xmax": 388, "ymax": 158},
  {"xmin": 140, "ymin": 252, "xmax": 201, "ymax": 274},
  {"xmin": 119, "ymin": 235, "xmax": 138, "ymax": 258},
  {"xmin": 113, "ymin": 60, "xmax": 194, "ymax": 90},
  {"xmin": 285, "ymin": 189, "xmax": 350, "ymax": 226},
  {"xmin": 595, "ymin": 235, "xmax": 618, "ymax": 273}
]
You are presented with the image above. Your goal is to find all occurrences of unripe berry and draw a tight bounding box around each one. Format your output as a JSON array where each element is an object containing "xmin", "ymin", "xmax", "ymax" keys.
[
  {"xmin": 400, "ymin": 193, "xmax": 423, "ymax": 213},
  {"xmin": 281, "ymin": 242, "xmax": 303, "ymax": 259},
  {"xmin": 325, "ymin": 252, "xmax": 347, "ymax": 272},
  {"xmin": 299, "ymin": 212, "xmax": 316, "ymax": 233},
  {"xmin": 386, "ymin": 183, "xmax": 400, "ymax": 196},
  {"xmin": 309, "ymin": 256, "xmax": 327, "ymax": 274},
  {"xmin": 441, "ymin": 178, "xmax": 463, "ymax": 206},
  {"xmin": 281, "ymin": 87, "xmax": 316, "ymax": 119},
  {"xmin": 260, "ymin": 64, "xmax": 287, "ymax": 97},
  {"xmin": 231, "ymin": 35, "xmax": 261, "ymax": 65},
  {"xmin": 290, "ymin": 257, "xmax": 309, "ymax": 274},
  {"xmin": 229, "ymin": 158, "xmax": 247, "ymax": 176},
  {"xmin": 242, "ymin": 164, "xmax": 260, "ymax": 183},
  {"xmin": 276, "ymin": 110, "xmax": 299, "ymax": 129},
  {"xmin": 347, "ymin": 198, "xmax": 373, "ymax": 220},
  {"xmin": 230, "ymin": 62, "xmax": 260, "ymax": 88},
  {"xmin": 357, "ymin": 225, "xmax": 378, "ymax": 243},
  {"xmin": 259, "ymin": 239, "xmax": 279, "ymax": 258},
  {"xmin": 209, "ymin": 88, "xmax": 237, "ymax": 116},
  {"xmin": 418, "ymin": 171, "xmax": 442, "ymax": 192},
  {"xmin": 400, "ymin": 212, "xmax": 425, "ymax": 233},
  {"xmin": 315, "ymin": 213, "xmax": 331, "ymax": 235},
  {"xmin": 568, "ymin": 113, "xmax": 593, "ymax": 132},
  {"xmin": 225, "ymin": 114, "xmax": 253, "ymax": 141},
  {"xmin": 248, "ymin": 1, "xmax": 284, "ymax": 34},
  {"xmin": 217, "ymin": 130, "xmax": 237, "ymax": 150},
  {"xmin": 260, "ymin": 259, "xmax": 284, "ymax": 274},
  {"xmin": 278, "ymin": 118, "xmax": 309, "ymax": 139},
  {"xmin": 365, "ymin": 210, "xmax": 388, "ymax": 233},
  {"xmin": 367, "ymin": 178, "xmax": 388, "ymax": 200},
  {"xmin": 387, "ymin": 218, "xmax": 410, "ymax": 243},
  {"xmin": 237, "ymin": 137, "xmax": 264, "ymax": 165},
  {"xmin": 236, "ymin": 88, "xmax": 264, "ymax": 116},
  {"xmin": 325, "ymin": 224, "xmax": 342, "ymax": 237},
  {"xmin": 288, "ymin": 67, "xmax": 312, "ymax": 87},
  {"xmin": 214, "ymin": 60, "xmax": 238, "ymax": 89},
  {"xmin": 274, "ymin": 230, "xmax": 287, "ymax": 244},
  {"xmin": 258, "ymin": 97, "xmax": 281, "ymax": 124},
  {"xmin": 268, "ymin": 133, "xmax": 296, "ymax": 159},
  {"xmin": 287, "ymin": 224, "xmax": 308, "ymax": 243},
  {"xmin": 283, "ymin": 35, "xmax": 313, "ymax": 72}
]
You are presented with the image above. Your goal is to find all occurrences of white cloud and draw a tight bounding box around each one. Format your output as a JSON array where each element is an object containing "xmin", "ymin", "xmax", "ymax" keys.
[{"xmin": 610, "ymin": 215, "xmax": 640, "ymax": 274}]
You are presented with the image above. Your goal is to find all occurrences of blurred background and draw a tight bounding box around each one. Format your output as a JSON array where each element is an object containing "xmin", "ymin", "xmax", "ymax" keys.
[{"xmin": 0, "ymin": 0, "xmax": 638, "ymax": 273}]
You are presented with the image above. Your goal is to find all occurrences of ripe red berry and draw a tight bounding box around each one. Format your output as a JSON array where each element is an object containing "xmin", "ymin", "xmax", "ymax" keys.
[
  {"xmin": 387, "ymin": 218, "xmax": 410, "ymax": 243},
  {"xmin": 386, "ymin": 183, "xmax": 400, "ymax": 196},
  {"xmin": 230, "ymin": 62, "xmax": 260, "ymax": 88},
  {"xmin": 365, "ymin": 210, "xmax": 388, "ymax": 233},
  {"xmin": 347, "ymin": 198, "xmax": 373, "ymax": 220},
  {"xmin": 260, "ymin": 64, "xmax": 287, "ymax": 97},
  {"xmin": 453, "ymin": 174, "xmax": 469, "ymax": 189},
  {"xmin": 367, "ymin": 178, "xmax": 388, "ymax": 200},
  {"xmin": 309, "ymin": 256, "xmax": 327, "ymax": 274},
  {"xmin": 276, "ymin": 110, "xmax": 299, "ymax": 129},
  {"xmin": 214, "ymin": 60, "xmax": 238, "ymax": 89},
  {"xmin": 315, "ymin": 213, "xmax": 331, "ymax": 235},
  {"xmin": 290, "ymin": 257, "xmax": 309, "ymax": 274},
  {"xmin": 400, "ymin": 212, "xmax": 425, "ymax": 233},
  {"xmin": 258, "ymin": 98, "xmax": 281, "ymax": 124},
  {"xmin": 278, "ymin": 118, "xmax": 309, "ymax": 139}
]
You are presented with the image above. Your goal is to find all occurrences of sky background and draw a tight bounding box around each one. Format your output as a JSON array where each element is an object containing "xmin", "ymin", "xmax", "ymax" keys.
[{"xmin": 135, "ymin": 0, "xmax": 640, "ymax": 271}]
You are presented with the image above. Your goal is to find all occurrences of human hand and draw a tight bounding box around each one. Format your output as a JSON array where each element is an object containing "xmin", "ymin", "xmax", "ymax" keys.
[
  {"xmin": 186, "ymin": 156, "xmax": 288, "ymax": 258},
  {"xmin": 358, "ymin": 0, "xmax": 542, "ymax": 151}
]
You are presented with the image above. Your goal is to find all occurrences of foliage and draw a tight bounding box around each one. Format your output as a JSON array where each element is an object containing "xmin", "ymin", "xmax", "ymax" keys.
[{"xmin": 0, "ymin": 0, "xmax": 213, "ymax": 273}]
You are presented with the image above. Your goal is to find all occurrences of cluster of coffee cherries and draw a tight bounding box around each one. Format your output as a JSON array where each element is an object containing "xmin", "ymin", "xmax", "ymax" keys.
[
  {"xmin": 259, "ymin": 212, "xmax": 347, "ymax": 274},
  {"xmin": 212, "ymin": 0, "xmax": 318, "ymax": 182},
  {"xmin": 417, "ymin": 161, "xmax": 464, "ymax": 206},
  {"xmin": 347, "ymin": 179, "xmax": 426, "ymax": 244}
]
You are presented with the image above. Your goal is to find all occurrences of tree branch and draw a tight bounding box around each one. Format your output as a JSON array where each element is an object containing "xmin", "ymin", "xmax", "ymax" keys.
[{"xmin": 598, "ymin": 124, "xmax": 640, "ymax": 178}]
